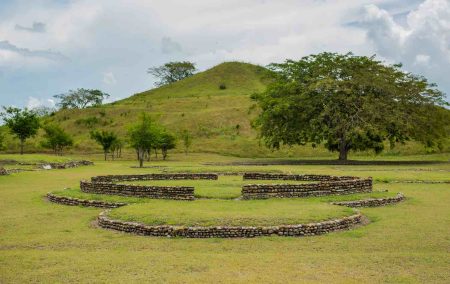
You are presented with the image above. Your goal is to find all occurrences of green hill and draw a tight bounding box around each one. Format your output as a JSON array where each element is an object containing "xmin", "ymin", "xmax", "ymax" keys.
[
  {"xmin": 1, "ymin": 61, "xmax": 447, "ymax": 158},
  {"xmin": 39, "ymin": 62, "xmax": 276, "ymax": 156}
]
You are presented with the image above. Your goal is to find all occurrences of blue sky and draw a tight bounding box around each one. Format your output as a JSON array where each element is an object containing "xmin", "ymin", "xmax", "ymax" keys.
[{"xmin": 0, "ymin": 0, "xmax": 448, "ymax": 109}]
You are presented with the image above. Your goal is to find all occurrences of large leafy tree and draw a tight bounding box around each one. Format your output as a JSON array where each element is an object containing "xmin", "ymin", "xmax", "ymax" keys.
[
  {"xmin": 128, "ymin": 114, "xmax": 159, "ymax": 167},
  {"xmin": 90, "ymin": 130, "xmax": 118, "ymax": 161},
  {"xmin": 147, "ymin": 61, "xmax": 197, "ymax": 86},
  {"xmin": 54, "ymin": 89, "xmax": 110, "ymax": 109},
  {"xmin": 41, "ymin": 124, "xmax": 73, "ymax": 155},
  {"xmin": 252, "ymin": 52, "xmax": 448, "ymax": 160},
  {"xmin": 1, "ymin": 107, "xmax": 40, "ymax": 154}
]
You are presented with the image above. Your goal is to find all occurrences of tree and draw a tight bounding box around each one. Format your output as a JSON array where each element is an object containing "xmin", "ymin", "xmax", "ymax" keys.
[
  {"xmin": 128, "ymin": 115, "xmax": 159, "ymax": 167},
  {"xmin": 90, "ymin": 130, "xmax": 118, "ymax": 161},
  {"xmin": 0, "ymin": 128, "xmax": 5, "ymax": 151},
  {"xmin": 1, "ymin": 107, "xmax": 40, "ymax": 155},
  {"xmin": 54, "ymin": 89, "xmax": 109, "ymax": 109},
  {"xmin": 158, "ymin": 132, "xmax": 176, "ymax": 160},
  {"xmin": 41, "ymin": 124, "xmax": 73, "ymax": 155},
  {"xmin": 181, "ymin": 130, "xmax": 192, "ymax": 155},
  {"xmin": 147, "ymin": 61, "xmax": 197, "ymax": 86},
  {"xmin": 110, "ymin": 138, "xmax": 124, "ymax": 160},
  {"xmin": 252, "ymin": 52, "xmax": 449, "ymax": 161}
]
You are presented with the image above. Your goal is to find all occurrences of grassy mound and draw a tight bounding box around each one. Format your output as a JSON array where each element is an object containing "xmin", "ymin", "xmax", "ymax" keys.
[{"xmin": 107, "ymin": 199, "xmax": 355, "ymax": 227}]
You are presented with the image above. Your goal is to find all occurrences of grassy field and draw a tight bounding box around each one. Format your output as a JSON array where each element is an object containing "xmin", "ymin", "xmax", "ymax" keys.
[
  {"xmin": 1, "ymin": 153, "xmax": 449, "ymax": 283},
  {"xmin": 108, "ymin": 199, "xmax": 354, "ymax": 227}
]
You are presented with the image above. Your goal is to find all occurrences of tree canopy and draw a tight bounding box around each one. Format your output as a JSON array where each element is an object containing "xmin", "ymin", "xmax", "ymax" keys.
[
  {"xmin": 54, "ymin": 89, "xmax": 110, "ymax": 109},
  {"xmin": 252, "ymin": 52, "xmax": 449, "ymax": 160},
  {"xmin": 1, "ymin": 107, "xmax": 40, "ymax": 154},
  {"xmin": 128, "ymin": 114, "xmax": 160, "ymax": 167},
  {"xmin": 90, "ymin": 130, "xmax": 118, "ymax": 161},
  {"xmin": 41, "ymin": 124, "xmax": 73, "ymax": 155},
  {"xmin": 147, "ymin": 61, "xmax": 197, "ymax": 86}
]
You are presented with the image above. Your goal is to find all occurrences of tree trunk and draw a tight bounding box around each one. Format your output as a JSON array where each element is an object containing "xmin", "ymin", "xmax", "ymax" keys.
[
  {"xmin": 104, "ymin": 151, "xmax": 107, "ymax": 161},
  {"xmin": 20, "ymin": 139, "xmax": 24, "ymax": 155},
  {"xmin": 162, "ymin": 148, "xmax": 167, "ymax": 160},
  {"xmin": 138, "ymin": 148, "xmax": 145, "ymax": 168},
  {"xmin": 154, "ymin": 148, "xmax": 158, "ymax": 159},
  {"xmin": 338, "ymin": 138, "xmax": 349, "ymax": 161}
]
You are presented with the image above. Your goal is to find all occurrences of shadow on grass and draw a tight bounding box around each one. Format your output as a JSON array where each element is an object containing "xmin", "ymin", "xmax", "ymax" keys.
[{"xmin": 204, "ymin": 159, "xmax": 448, "ymax": 166}]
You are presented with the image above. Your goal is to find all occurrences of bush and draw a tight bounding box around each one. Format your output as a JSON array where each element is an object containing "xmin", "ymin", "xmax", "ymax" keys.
[
  {"xmin": 219, "ymin": 83, "xmax": 227, "ymax": 90},
  {"xmin": 75, "ymin": 116, "xmax": 99, "ymax": 128}
]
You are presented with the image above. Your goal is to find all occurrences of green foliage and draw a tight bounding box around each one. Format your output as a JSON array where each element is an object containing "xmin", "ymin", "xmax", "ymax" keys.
[
  {"xmin": 0, "ymin": 128, "xmax": 5, "ymax": 151},
  {"xmin": 157, "ymin": 132, "xmax": 176, "ymax": 160},
  {"xmin": 147, "ymin": 61, "xmax": 197, "ymax": 86},
  {"xmin": 128, "ymin": 114, "xmax": 160, "ymax": 167},
  {"xmin": 253, "ymin": 52, "xmax": 449, "ymax": 160},
  {"xmin": 90, "ymin": 130, "xmax": 118, "ymax": 161},
  {"xmin": 0, "ymin": 107, "xmax": 40, "ymax": 154},
  {"xmin": 219, "ymin": 83, "xmax": 227, "ymax": 90},
  {"xmin": 54, "ymin": 88, "xmax": 110, "ymax": 109},
  {"xmin": 41, "ymin": 124, "xmax": 73, "ymax": 155}
]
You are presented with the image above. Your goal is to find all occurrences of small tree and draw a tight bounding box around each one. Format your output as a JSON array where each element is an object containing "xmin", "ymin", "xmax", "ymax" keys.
[
  {"xmin": 54, "ymin": 89, "xmax": 109, "ymax": 109},
  {"xmin": 41, "ymin": 124, "xmax": 73, "ymax": 155},
  {"xmin": 128, "ymin": 115, "xmax": 159, "ymax": 167},
  {"xmin": 147, "ymin": 61, "xmax": 197, "ymax": 86},
  {"xmin": 159, "ymin": 132, "xmax": 176, "ymax": 160},
  {"xmin": 181, "ymin": 130, "xmax": 192, "ymax": 155},
  {"xmin": 90, "ymin": 130, "xmax": 118, "ymax": 161},
  {"xmin": 110, "ymin": 138, "xmax": 123, "ymax": 159},
  {"xmin": 1, "ymin": 107, "xmax": 40, "ymax": 155}
]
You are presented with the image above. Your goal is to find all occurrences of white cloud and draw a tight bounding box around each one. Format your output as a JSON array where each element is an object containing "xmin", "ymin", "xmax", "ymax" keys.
[
  {"xmin": 360, "ymin": 0, "xmax": 450, "ymax": 94},
  {"xmin": 415, "ymin": 54, "xmax": 430, "ymax": 64},
  {"xmin": 0, "ymin": 0, "xmax": 448, "ymax": 107},
  {"xmin": 26, "ymin": 96, "xmax": 55, "ymax": 109},
  {"xmin": 102, "ymin": 72, "xmax": 117, "ymax": 85}
]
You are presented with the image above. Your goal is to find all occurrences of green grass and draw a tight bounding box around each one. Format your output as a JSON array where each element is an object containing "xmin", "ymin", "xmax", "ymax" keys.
[
  {"xmin": 108, "ymin": 199, "xmax": 354, "ymax": 227},
  {"xmin": 1, "ymin": 153, "xmax": 450, "ymax": 282}
]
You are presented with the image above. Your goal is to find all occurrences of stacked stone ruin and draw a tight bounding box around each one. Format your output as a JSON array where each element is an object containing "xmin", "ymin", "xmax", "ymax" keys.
[
  {"xmin": 80, "ymin": 173, "xmax": 218, "ymax": 200},
  {"xmin": 47, "ymin": 172, "xmax": 406, "ymax": 238},
  {"xmin": 242, "ymin": 173, "xmax": 373, "ymax": 199},
  {"xmin": 98, "ymin": 210, "xmax": 363, "ymax": 238}
]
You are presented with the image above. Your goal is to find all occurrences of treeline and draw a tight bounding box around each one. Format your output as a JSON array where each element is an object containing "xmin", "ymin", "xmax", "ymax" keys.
[{"xmin": 0, "ymin": 107, "xmax": 191, "ymax": 167}]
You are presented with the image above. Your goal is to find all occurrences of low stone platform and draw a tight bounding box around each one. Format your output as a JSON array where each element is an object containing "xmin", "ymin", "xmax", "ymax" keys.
[
  {"xmin": 332, "ymin": 193, "xmax": 405, "ymax": 207},
  {"xmin": 97, "ymin": 211, "xmax": 363, "ymax": 238}
]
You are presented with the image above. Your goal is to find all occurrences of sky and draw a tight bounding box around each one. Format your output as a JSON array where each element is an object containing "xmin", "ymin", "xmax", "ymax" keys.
[{"xmin": 0, "ymin": 0, "xmax": 449, "ymax": 108}]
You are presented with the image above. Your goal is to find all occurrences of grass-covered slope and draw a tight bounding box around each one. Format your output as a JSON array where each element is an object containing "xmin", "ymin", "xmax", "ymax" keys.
[{"xmin": 36, "ymin": 62, "xmax": 273, "ymax": 156}]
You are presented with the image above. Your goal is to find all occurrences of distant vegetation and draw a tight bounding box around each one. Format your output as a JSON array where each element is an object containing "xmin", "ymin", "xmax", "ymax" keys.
[
  {"xmin": 128, "ymin": 114, "xmax": 177, "ymax": 167},
  {"xmin": 41, "ymin": 124, "xmax": 73, "ymax": 155},
  {"xmin": 147, "ymin": 61, "xmax": 197, "ymax": 87},
  {"xmin": 1, "ymin": 107, "xmax": 40, "ymax": 154},
  {"xmin": 54, "ymin": 88, "xmax": 109, "ymax": 109}
]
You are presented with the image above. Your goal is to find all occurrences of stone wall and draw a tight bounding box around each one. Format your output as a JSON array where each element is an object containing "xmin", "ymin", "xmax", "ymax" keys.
[
  {"xmin": 47, "ymin": 193, "xmax": 126, "ymax": 208},
  {"xmin": 80, "ymin": 180, "xmax": 194, "ymax": 200},
  {"xmin": 39, "ymin": 160, "xmax": 94, "ymax": 169},
  {"xmin": 243, "ymin": 173, "xmax": 357, "ymax": 181},
  {"xmin": 91, "ymin": 173, "xmax": 218, "ymax": 183},
  {"xmin": 0, "ymin": 167, "xmax": 8, "ymax": 175},
  {"xmin": 332, "ymin": 193, "xmax": 405, "ymax": 207},
  {"xmin": 98, "ymin": 211, "xmax": 363, "ymax": 238},
  {"xmin": 242, "ymin": 178, "xmax": 372, "ymax": 199}
]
